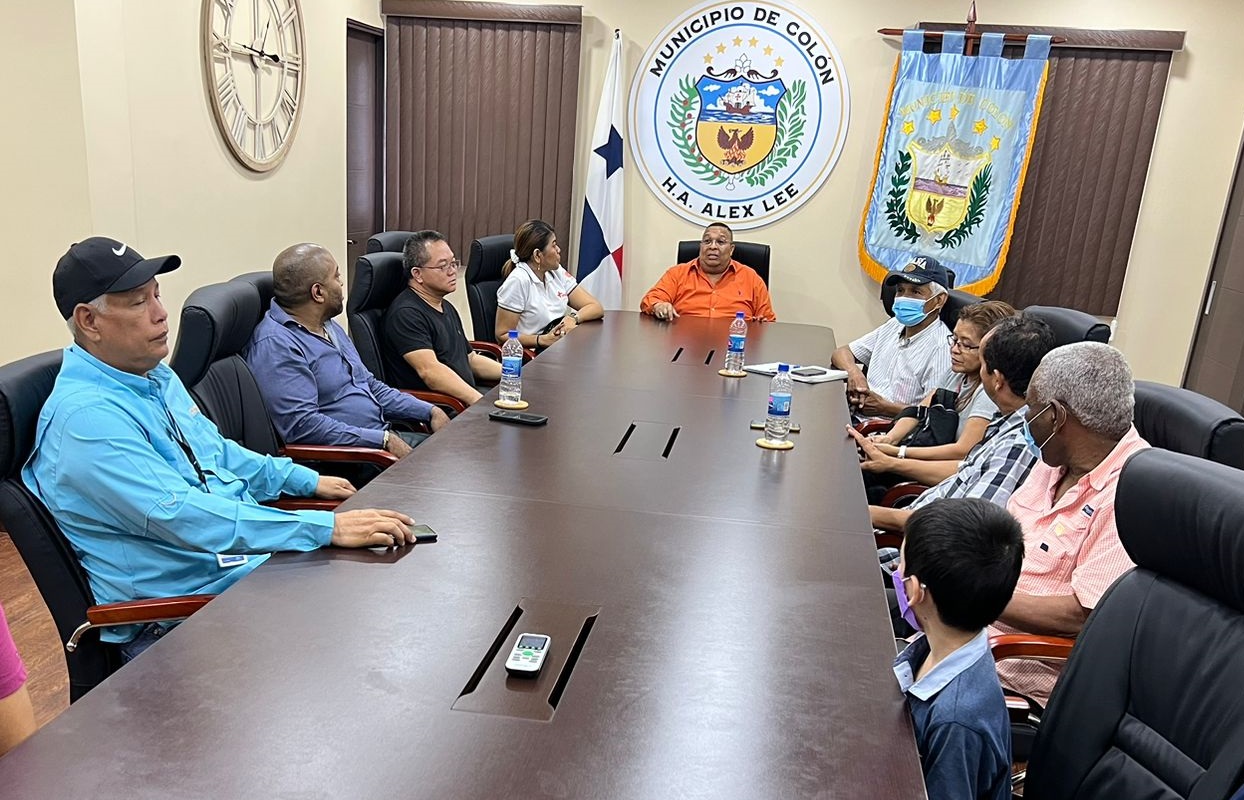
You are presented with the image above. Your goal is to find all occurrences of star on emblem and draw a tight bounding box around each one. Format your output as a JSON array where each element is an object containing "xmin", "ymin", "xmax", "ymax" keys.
[
  {"xmin": 763, "ymin": 45, "xmax": 773, "ymax": 56},
  {"xmin": 748, "ymin": 36, "xmax": 759, "ymax": 47},
  {"xmin": 774, "ymin": 56, "xmax": 784, "ymax": 68},
  {"xmin": 973, "ymin": 118, "xmax": 988, "ymax": 134},
  {"xmin": 732, "ymin": 36, "xmax": 743, "ymax": 47},
  {"xmin": 926, "ymin": 107, "xmax": 942, "ymax": 124},
  {"xmin": 950, "ymin": 105, "xmax": 960, "ymax": 120},
  {"xmin": 716, "ymin": 43, "xmax": 726, "ymax": 54},
  {"xmin": 704, "ymin": 53, "xmax": 713, "ymax": 64},
  {"xmin": 902, "ymin": 119, "xmax": 915, "ymax": 136},
  {"xmin": 990, "ymin": 135, "xmax": 1002, "ymax": 151}
]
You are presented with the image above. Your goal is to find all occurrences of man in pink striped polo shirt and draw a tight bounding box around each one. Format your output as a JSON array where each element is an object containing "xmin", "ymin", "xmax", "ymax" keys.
[{"xmin": 991, "ymin": 342, "xmax": 1149, "ymax": 706}]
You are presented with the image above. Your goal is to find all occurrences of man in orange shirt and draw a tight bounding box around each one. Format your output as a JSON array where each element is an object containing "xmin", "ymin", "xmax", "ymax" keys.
[
  {"xmin": 640, "ymin": 223, "xmax": 776, "ymax": 322},
  {"xmin": 992, "ymin": 342, "xmax": 1149, "ymax": 706}
]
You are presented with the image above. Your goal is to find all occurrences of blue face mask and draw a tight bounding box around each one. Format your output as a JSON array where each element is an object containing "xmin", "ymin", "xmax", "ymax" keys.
[
  {"xmin": 893, "ymin": 297, "xmax": 932, "ymax": 327},
  {"xmin": 1022, "ymin": 402, "xmax": 1057, "ymax": 457},
  {"xmin": 890, "ymin": 567, "xmax": 922, "ymax": 632}
]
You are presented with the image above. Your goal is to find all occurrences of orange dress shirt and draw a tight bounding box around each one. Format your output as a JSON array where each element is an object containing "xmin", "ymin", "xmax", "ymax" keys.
[
  {"xmin": 991, "ymin": 426, "xmax": 1150, "ymax": 706},
  {"xmin": 640, "ymin": 259, "xmax": 776, "ymax": 321}
]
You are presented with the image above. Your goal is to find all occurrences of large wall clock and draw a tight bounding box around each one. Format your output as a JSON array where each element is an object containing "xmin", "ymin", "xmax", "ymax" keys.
[{"xmin": 202, "ymin": 0, "xmax": 306, "ymax": 172}]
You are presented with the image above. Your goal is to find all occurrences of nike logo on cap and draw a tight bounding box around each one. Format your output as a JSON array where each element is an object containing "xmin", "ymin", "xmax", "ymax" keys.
[{"xmin": 112, "ymin": 244, "xmax": 127, "ymax": 257}]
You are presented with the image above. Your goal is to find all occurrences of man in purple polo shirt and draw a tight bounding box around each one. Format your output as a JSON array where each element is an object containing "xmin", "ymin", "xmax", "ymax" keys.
[{"xmin": 245, "ymin": 244, "xmax": 449, "ymax": 461}]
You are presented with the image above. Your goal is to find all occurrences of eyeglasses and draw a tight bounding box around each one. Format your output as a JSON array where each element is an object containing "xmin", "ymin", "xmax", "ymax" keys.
[
  {"xmin": 700, "ymin": 238, "xmax": 732, "ymax": 248},
  {"xmin": 946, "ymin": 335, "xmax": 980, "ymax": 352},
  {"xmin": 420, "ymin": 260, "xmax": 461, "ymax": 273}
]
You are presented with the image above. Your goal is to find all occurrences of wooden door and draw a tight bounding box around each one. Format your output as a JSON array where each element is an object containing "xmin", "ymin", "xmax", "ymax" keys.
[
  {"xmin": 1185, "ymin": 138, "xmax": 1244, "ymax": 412},
  {"xmin": 345, "ymin": 21, "xmax": 383, "ymax": 289}
]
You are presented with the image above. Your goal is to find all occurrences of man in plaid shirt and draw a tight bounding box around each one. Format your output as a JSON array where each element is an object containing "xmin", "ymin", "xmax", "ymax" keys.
[{"xmin": 851, "ymin": 315, "xmax": 1058, "ymax": 554}]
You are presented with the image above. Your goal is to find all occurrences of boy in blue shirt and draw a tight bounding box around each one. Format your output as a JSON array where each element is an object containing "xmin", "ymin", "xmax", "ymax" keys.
[{"xmin": 891, "ymin": 498, "xmax": 1024, "ymax": 800}]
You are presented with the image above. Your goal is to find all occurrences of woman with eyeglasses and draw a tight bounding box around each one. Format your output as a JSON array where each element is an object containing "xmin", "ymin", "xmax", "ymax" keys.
[
  {"xmin": 495, "ymin": 219, "xmax": 604, "ymax": 350},
  {"xmin": 866, "ymin": 300, "xmax": 1017, "ymax": 462}
]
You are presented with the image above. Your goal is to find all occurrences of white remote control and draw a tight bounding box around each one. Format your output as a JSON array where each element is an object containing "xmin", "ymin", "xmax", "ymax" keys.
[{"xmin": 505, "ymin": 632, "xmax": 551, "ymax": 678}]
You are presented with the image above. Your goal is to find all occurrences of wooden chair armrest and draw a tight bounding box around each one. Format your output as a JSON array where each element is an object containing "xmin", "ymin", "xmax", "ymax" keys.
[
  {"xmin": 469, "ymin": 341, "xmax": 502, "ymax": 359},
  {"xmin": 855, "ymin": 419, "xmax": 894, "ymax": 436},
  {"xmin": 874, "ymin": 531, "xmax": 904, "ymax": 550},
  {"xmin": 86, "ymin": 594, "xmax": 215, "ymax": 627},
  {"xmin": 1005, "ymin": 694, "xmax": 1037, "ymax": 724},
  {"xmin": 880, "ymin": 482, "xmax": 928, "ymax": 508},
  {"xmin": 403, "ymin": 389, "xmax": 468, "ymax": 415},
  {"xmin": 989, "ymin": 633, "xmax": 1075, "ymax": 663},
  {"xmin": 264, "ymin": 498, "xmax": 341, "ymax": 512},
  {"xmin": 280, "ymin": 445, "xmax": 398, "ymax": 467}
]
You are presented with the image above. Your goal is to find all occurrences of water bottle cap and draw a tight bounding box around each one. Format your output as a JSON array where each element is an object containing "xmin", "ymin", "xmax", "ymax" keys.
[
  {"xmin": 508, "ymin": 330, "xmax": 519, "ymax": 339},
  {"xmin": 777, "ymin": 363, "xmax": 790, "ymax": 372},
  {"xmin": 735, "ymin": 311, "xmax": 745, "ymax": 318}
]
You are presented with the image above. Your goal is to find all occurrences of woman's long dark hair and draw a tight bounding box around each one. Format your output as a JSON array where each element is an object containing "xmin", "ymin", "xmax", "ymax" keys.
[{"xmin": 502, "ymin": 219, "xmax": 556, "ymax": 277}]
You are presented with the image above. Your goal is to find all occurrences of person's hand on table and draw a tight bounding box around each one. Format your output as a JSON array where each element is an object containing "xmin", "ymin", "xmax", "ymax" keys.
[
  {"xmin": 853, "ymin": 389, "xmax": 894, "ymax": 418},
  {"xmin": 846, "ymin": 371, "xmax": 869, "ymax": 398},
  {"xmin": 315, "ymin": 476, "xmax": 357, "ymax": 500},
  {"xmin": 383, "ymin": 432, "xmax": 413, "ymax": 458},
  {"xmin": 650, "ymin": 302, "xmax": 679, "ymax": 321},
  {"xmin": 558, "ymin": 315, "xmax": 578, "ymax": 334},
  {"xmin": 331, "ymin": 509, "xmax": 415, "ymax": 548},
  {"xmin": 428, "ymin": 407, "xmax": 451, "ymax": 433},
  {"xmin": 845, "ymin": 426, "xmax": 895, "ymax": 473}
]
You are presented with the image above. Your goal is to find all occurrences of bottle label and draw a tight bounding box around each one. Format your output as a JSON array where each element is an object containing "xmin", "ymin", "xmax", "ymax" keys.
[
  {"xmin": 768, "ymin": 392, "xmax": 792, "ymax": 416},
  {"xmin": 502, "ymin": 356, "xmax": 522, "ymax": 380},
  {"xmin": 727, "ymin": 334, "xmax": 745, "ymax": 353}
]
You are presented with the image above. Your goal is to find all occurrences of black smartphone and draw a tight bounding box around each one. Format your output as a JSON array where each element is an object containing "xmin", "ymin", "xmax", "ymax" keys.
[
  {"xmin": 750, "ymin": 419, "xmax": 801, "ymax": 433},
  {"xmin": 489, "ymin": 409, "xmax": 549, "ymax": 426},
  {"xmin": 412, "ymin": 524, "xmax": 438, "ymax": 543},
  {"xmin": 791, "ymin": 366, "xmax": 827, "ymax": 377}
]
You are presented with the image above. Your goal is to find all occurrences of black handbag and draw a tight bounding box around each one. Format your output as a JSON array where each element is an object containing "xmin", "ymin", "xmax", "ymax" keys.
[{"xmin": 893, "ymin": 388, "xmax": 960, "ymax": 448}]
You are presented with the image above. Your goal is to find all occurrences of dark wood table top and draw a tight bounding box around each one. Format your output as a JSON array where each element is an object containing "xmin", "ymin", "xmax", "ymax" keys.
[{"xmin": 0, "ymin": 312, "xmax": 926, "ymax": 799}]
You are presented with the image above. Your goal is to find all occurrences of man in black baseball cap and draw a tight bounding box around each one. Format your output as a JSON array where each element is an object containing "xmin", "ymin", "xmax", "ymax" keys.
[
  {"xmin": 23, "ymin": 237, "xmax": 423, "ymax": 661},
  {"xmin": 53, "ymin": 236, "xmax": 181, "ymax": 320},
  {"xmin": 831, "ymin": 253, "xmax": 957, "ymax": 419}
]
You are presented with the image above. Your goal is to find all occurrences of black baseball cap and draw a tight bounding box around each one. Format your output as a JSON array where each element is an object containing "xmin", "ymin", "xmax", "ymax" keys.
[
  {"xmin": 53, "ymin": 237, "xmax": 181, "ymax": 319},
  {"xmin": 883, "ymin": 255, "xmax": 953, "ymax": 291}
]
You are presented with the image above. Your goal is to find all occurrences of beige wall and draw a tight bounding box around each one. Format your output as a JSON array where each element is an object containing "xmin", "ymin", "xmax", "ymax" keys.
[
  {"xmin": 0, "ymin": 0, "xmax": 93, "ymax": 364},
  {"xmin": 3, "ymin": 0, "xmax": 1241, "ymax": 386}
]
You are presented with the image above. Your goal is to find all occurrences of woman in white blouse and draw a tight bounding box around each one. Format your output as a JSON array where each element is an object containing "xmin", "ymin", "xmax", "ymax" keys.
[{"xmin": 494, "ymin": 219, "xmax": 604, "ymax": 349}]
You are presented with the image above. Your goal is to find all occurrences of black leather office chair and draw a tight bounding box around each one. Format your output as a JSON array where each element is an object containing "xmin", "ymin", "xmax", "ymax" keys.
[
  {"xmin": 675, "ymin": 240, "xmax": 771, "ymax": 286},
  {"xmin": 465, "ymin": 234, "xmax": 515, "ymax": 342},
  {"xmin": 0, "ymin": 351, "xmax": 211, "ymax": 701},
  {"xmin": 169, "ymin": 280, "xmax": 398, "ymax": 476},
  {"xmin": 1023, "ymin": 305, "xmax": 1110, "ymax": 347},
  {"xmin": 1011, "ymin": 449, "xmax": 1244, "ymax": 798},
  {"xmin": 366, "ymin": 230, "xmax": 418, "ymax": 254},
  {"xmin": 1133, "ymin": 380, "xmax": 1244, "ymax": 469},
  {"xmin": 230, "ymin": 270, "xmax": 273, "ymax": 328},
  {"xmin": 937, "ymin": 288, "xmax": 980, "ymax": 329}
]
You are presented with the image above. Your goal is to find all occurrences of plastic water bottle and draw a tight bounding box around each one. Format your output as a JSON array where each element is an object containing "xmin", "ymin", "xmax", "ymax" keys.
[
  {"xmin": 500, "ymin": 330, "xmax": 523, "ymax": 404},
  {"xmin": 724, "ymin": 311, "xmax": 748, "ymax": 373},
  {"xmin": 765, "ymin": 364, "xmax": 793, "ymax": 442}
]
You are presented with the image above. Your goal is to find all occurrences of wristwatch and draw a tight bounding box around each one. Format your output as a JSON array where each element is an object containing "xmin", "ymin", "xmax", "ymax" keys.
[
  {"xmin": 568, "ymin": 309, "xmax": 579, "ymax": 322},
  {"xmin": 382, "ymin": 430, "xmax": 391, "ymax": 449}
]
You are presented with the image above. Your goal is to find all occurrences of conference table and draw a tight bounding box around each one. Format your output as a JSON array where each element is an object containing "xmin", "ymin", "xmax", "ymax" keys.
[{"xmin": 0, "ymin": 312, "xmax": 926, "ymax": 799}]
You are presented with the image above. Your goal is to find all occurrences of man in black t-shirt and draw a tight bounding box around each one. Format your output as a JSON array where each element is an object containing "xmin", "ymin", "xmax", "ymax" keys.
[{"xmin": 382, "ymin": 231, "xmax": 501, "ymax": 406}]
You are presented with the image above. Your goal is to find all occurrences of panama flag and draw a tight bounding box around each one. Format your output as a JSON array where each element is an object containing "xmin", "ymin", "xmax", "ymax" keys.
[{"xmin": 577, "ymin": 29, "xmax": 625, "ymax": 309}]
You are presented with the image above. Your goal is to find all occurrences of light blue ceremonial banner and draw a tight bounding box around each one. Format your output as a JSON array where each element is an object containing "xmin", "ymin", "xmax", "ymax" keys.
[{"xmin": 858, "ymin": 31, "xmax": 1051, "ymax": 293}]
